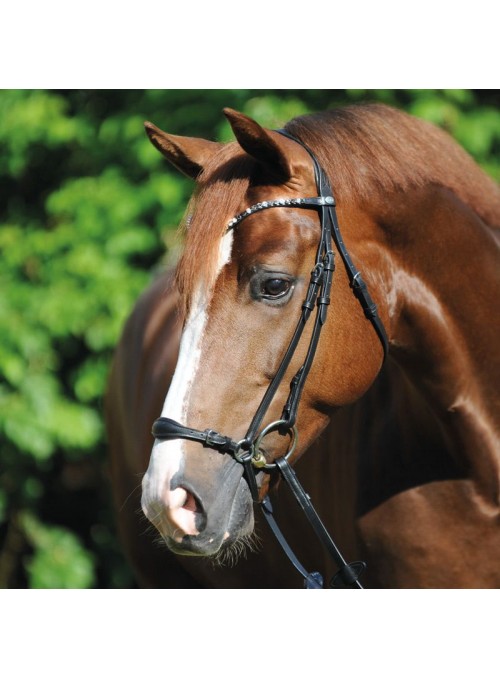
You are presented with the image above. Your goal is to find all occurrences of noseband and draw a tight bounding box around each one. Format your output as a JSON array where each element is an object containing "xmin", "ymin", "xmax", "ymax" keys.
[{"xmin": 152, "ymin": 131, "xmax": 389, "ymax": 589}]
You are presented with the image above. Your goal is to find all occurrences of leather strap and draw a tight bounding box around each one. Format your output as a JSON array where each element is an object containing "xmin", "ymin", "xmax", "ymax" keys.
[
  {"xmin": 241, "ymin": 259, "xmax": 324, "ymax": 445},
  {"xmin": 275, "ymin": 457, "xmax": 365, "ymax": 589},
  {"xmin": 278, "ymin": 129, "xmax": 389, "ymax": 359},
  {"xmin": 261, "ymin": 496, "xmax": 324, "ymax": 588},
  {"xmin": 152, "ymin": 417, "xmax": 240, "ymax": 454}
]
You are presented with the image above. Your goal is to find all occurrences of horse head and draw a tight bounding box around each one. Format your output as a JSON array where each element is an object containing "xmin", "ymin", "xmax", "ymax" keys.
[{"xmin": 140, "ymin": 108, "xmax": 388, "ymax": 559}]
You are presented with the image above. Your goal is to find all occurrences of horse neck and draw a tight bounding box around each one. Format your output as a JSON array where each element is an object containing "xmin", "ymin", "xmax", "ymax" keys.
[{"xmin": 372, "ymin": 183, "xmax": 500, "ymax": 503}]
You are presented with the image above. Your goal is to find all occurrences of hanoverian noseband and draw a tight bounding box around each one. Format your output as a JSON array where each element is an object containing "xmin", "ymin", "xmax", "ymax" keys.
[{"xmin": 152, "ymin": 131, "xmax": 389, "ymax": 589}]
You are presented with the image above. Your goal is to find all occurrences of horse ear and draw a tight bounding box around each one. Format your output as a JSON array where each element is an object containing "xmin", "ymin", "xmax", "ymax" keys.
[
  {"xmin": 144, "ymin": 122, "xmax": 222, "ymax": 179},
  {"xmin": 223, "ymin": 108, "xmax": 292, "ymax": 181}
]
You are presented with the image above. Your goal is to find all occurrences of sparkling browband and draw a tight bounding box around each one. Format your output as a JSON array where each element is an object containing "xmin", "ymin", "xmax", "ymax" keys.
[{"xmin": 227, "ymin": 196, "xmax": 335, "ymax": 231}]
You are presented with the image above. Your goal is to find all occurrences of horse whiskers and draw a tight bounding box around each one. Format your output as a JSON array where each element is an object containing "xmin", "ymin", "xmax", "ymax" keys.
[
  {"xmin": 119, "ymin": 477, "xmax": 144, "ymax": 513},
  {"xmin": 212, "ymin": 532, "xmax": 262, "ymax": 568},
  {"xmin": 144, "ymin": 528, "xmax": 261, "ymax": 566},
  {"xmin": 136, "ymin": 505, "xmax": 168, "ymax": 541},
  {"xmin": 141, "ymin": 520, "xmax": 164, "ymax": 542}
]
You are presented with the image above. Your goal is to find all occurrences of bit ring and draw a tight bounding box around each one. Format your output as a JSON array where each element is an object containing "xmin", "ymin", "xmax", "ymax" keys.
[{"xmin": 252, "ymin": 419, "xmax": 298, "ymax": 469}]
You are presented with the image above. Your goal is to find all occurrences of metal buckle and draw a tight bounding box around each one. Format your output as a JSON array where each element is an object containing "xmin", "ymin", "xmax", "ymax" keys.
[{"xmin": 234, "ymin": 439, "xmax": 254, "ymax": 464}]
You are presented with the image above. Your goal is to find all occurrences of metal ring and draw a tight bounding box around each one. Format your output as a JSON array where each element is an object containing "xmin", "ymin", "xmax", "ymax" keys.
[
  {"xmin": 234, "ymin": 439, "xmax": 254, "ymax": 464},
  {"xmin": 251, "ymin": 420, "xmax": 298, "ymax": 470}
]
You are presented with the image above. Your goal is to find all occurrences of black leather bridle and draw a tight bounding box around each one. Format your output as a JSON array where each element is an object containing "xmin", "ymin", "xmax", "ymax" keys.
[{"xmin": 152, "ymin": 131, "xmax": 389, "ymax": 589}]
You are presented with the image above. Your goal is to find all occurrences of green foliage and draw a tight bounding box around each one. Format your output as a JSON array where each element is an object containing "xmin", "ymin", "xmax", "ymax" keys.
[
  {"xmin": 0, "ymin": 90, "xmax": 498, "ymax": 588},
  {"xmin": 21, "ymin": 512, "xmax": 95, "ymax": 588}
]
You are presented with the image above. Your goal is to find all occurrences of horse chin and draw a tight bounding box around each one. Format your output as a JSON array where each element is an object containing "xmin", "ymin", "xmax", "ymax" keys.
[
  {"xmin": 164, "ymin": 528, "xmax": 257, "ymax": 563},
  {"xmin": 164, "ymin": 535, "xmax": 225, "ymax": 558},
  {"xmin": 164, "ymin": 523, "xmax": 258, "ymax": 564}
]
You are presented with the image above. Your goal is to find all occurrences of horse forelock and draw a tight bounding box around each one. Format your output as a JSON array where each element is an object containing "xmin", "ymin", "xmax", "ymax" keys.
[{"xmin": 175, "ymin": 144, "xmax": 253, "ymax": 315}]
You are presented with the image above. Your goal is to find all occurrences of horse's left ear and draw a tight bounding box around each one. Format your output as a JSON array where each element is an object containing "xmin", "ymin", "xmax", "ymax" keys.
[
  {"xmin": 223, "ymin": 108, "xmax": 293, "ymax": 181},
  {"xmin": 144, "ymin": 122, "xmax": 222, "ymax": 179}
]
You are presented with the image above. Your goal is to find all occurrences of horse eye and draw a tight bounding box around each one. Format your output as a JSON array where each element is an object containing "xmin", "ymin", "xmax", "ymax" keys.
[
  {"xmin": 249, "ymin": 270, "xmax": 295, "ymax": 305},
  {"xmin": 262, "ymin": 278, "xmax": 291, "ymax": 298}
]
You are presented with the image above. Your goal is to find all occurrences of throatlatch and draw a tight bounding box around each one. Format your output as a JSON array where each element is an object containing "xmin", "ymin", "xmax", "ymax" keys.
[{"xmin": 152, "ymin": 130, "xmax": 389, "ymax": 589}]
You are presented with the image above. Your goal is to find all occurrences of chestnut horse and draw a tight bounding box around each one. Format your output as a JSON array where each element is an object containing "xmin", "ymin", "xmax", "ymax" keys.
[{"xmin": 106, "ymin": 103, "xmax": 500, "ymax": 588}]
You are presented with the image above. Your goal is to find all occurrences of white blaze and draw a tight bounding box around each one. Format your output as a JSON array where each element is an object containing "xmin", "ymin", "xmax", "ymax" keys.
[{"xmin": 141, "ymin": 231, "xmax": 234, "ymax": 527}]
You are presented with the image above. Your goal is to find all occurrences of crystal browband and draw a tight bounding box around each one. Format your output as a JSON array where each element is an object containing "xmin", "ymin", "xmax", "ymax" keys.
[{"xmin": 227, "ymin": 196, "xmax": 335, "ymax": 231}]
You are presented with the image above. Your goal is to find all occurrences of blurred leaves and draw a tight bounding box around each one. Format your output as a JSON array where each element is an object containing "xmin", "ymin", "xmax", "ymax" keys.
[
  {"xmin": 408, "ymin": 91, "xmax": 500, "ymax": 180},
  {"xmin": 0, "ymin": 89, "xmax": 498, "ymax": 588},
  {"xmin": 0, "ymin": 90, "xmax": 90, "ymax": 177},
  {"xmin": 22, "ymin": 513, "xmax": 95, "ymax": 588}
]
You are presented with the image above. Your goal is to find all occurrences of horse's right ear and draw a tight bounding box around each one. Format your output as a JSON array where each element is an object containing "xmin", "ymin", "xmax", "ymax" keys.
[{"xmin": 144, "ymin": 122, "xmax": 222, "ymax": 179}]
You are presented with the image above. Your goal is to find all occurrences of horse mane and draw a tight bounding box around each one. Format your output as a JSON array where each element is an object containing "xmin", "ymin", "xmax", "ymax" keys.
[
  {"xmin": 175, "ymin": 103, "xmax": 500, "ymax": 313},
  {"xmin": 285, "ymin": 104, "xmax": 500, "ymax": 226}
]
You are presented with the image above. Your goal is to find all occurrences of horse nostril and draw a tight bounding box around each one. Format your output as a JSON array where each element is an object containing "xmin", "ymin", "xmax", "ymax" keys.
[
  {"xmin": 182, "ymin": 489, "xmax": 200, "ymax": 513},
  {"xmin": 160, "ymin": 485, "xmax": 206, "ymax": 539}
]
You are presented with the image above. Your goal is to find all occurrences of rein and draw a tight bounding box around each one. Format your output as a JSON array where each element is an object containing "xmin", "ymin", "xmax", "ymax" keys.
[{"xmin": 152, "ymin": 131, "xmax": 389, "ymax": 589}]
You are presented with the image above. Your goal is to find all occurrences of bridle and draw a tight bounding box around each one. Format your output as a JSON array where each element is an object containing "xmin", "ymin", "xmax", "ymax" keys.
[{"xmin": 152, "ymin": 130, "xmax": 389, "ymax": 589}]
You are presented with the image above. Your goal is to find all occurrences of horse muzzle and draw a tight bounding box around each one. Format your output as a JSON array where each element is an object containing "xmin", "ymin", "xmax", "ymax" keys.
[{"xmin": 141, "ymin": 443, "xmax": 254, "ymax": 557}]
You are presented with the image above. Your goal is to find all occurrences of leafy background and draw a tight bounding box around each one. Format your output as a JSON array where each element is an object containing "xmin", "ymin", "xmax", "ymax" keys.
[{"xmin": 0, "ymin": 89, "xmax": 499, "ymax": 588}]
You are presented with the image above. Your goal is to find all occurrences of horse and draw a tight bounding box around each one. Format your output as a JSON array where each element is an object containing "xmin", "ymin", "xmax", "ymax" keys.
[{"xmin": 105, "ymin": 103, "xmax": 500, "ymax": 588}]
